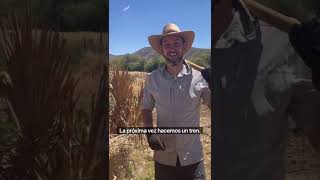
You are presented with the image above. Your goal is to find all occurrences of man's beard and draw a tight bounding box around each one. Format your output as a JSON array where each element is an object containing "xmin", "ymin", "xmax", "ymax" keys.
[{"xmin": 164, "ymin": 56, "xmax": 184, "ymax": 66}]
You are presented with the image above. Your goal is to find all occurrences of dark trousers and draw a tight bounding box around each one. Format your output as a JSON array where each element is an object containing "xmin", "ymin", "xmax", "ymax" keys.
[{"xmin": 154, "ymin": 156, "xmax": 206, "ymax": 180}]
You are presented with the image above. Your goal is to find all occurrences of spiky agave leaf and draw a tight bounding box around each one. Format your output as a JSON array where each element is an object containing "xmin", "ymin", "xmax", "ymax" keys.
[{"xmin": 0, "ymin": 6, "xmax": 79, "ymax": 180}]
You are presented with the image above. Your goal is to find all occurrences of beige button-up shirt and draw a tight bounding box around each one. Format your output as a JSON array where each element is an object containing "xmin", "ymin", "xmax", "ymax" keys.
[{"xmin": 141, "ymin": 61, "xmax": 211, "ymax": 166}]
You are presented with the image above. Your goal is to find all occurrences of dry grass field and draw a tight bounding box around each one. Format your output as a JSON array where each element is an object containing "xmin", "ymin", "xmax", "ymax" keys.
[
  {"xmin": 109, "ymin": 71, "xmax": 320, "ymax": 180},
  {"xmin": 286, "ymin": 131, "xmax": 320, "ymax": 179}
]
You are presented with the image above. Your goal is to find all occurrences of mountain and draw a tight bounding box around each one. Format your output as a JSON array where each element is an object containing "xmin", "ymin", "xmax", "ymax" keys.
[
  {"xmin": 133, "ymin": 47, "xmax": 158, "ymax": 61},
  {"xmin": 109, "ymin": 54, "xmax": 117, "ymax": 59},
  {"xmin": 109, "ymin": 47, "xmax": 210, "ymax": 61}
]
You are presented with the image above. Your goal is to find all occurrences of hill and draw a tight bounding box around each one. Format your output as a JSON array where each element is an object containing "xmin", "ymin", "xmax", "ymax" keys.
[{"xmin": 109, "ymin": 47, "xmax": 210, "ymax": 61}]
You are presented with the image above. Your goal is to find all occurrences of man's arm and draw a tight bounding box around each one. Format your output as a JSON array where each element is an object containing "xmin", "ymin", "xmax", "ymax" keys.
[
  {"xmin": 289, "ymin": 79, "xmax": 320, "ymax": 153},
  {"xmin": 201, "ymin": 68, "xmax": 212, "ymax": 90},
  {"xmin": 201, "ymin": 86, "xmax": 211, "ymax": 109},
  {"xmin": 140, "ymin": 74, "xmax": 165, "ymax": 151}
]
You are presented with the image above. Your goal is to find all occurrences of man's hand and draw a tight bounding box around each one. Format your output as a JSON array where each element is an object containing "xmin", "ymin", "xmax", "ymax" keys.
[
  {"xmin": 146, "ymin": 134, "xmax": 165, "ymax": 151},
  {"xmin": 289, "ymin": 18, "xmax": 320, "ymax": 90},
  {"xmin": 142, "ymin": 110, "xmax": 165, "ymax": 151},
  {"xmin": 201, "ymin": 68, "xmax": 212, "ymax": 89}
]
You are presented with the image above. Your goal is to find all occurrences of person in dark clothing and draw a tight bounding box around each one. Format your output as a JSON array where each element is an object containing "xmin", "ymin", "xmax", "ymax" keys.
[{"xmin": 199, "ymin": 0, "xmax": 320, "ymax": 179}]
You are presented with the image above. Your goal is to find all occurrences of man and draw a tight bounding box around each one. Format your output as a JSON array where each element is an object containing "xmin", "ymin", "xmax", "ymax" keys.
[
  {"xmin": 210, "ymin": 0, "xmax": 320, "ymax": 179},
  {"xmin": 140, "ymin": 23, "xmax": 211, "ymax": 180}
]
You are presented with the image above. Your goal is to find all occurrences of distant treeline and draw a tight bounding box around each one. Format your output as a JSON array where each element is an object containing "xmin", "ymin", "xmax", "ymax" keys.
[
  {"xmin": 111, "ymin": 53, "xmax": 210, "ymax": 72},
  {"xmin": 111, "ymin": 54, "xmax": 166, "ymax": 72},
  {"xmin": 0, "ymin": 0, "xmax": 106, "ymax": 32}
]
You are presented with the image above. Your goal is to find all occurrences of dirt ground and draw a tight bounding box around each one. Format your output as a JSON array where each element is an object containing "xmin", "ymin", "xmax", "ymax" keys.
[{"xmin": 286, "ymin": 131, "xmax": 320, "ymax": 180}]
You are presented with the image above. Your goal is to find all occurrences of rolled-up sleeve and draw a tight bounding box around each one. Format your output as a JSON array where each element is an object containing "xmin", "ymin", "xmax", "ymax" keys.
[{"xmin": 140, "ymin": 74, "xmax": 155, "ymax": 111}]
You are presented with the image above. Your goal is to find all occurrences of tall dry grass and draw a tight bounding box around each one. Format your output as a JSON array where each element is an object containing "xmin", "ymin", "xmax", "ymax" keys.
[
  {"xmin": 109, "ymin": 67, "xmax": 147, "ymax": 180},
  {"xmin": 109, "ymin": 67, "xmax": 144, "ymax": 134},
  {"xmin": 0, "ymin": 5, "xmax": 107, "ymax": 180}
]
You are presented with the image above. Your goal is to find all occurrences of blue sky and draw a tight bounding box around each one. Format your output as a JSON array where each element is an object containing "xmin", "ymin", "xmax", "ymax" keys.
[{"xmin": 109, "ymin": 0, "xmax": 211, "ymax": 55}]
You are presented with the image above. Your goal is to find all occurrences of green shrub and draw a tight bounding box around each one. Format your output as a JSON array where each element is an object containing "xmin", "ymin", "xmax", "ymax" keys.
[{"xmin": 190, "ymin": 53, "xmax": 210, "ymax": 68}]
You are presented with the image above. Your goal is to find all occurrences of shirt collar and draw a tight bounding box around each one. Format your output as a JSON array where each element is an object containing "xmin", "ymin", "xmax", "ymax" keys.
[{"xmin": 160, "ymin": 60, "xmax": 191, "ymax": 79}]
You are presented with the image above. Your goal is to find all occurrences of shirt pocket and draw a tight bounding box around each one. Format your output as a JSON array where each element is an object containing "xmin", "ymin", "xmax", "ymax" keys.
[{"xmin": 176, "ymin": 81, "xmax": 200, "ymax": 111}]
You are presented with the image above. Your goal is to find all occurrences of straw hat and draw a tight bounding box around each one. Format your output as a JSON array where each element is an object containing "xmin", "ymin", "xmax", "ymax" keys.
[{"xmin": 148, "ymin": 23, "xmax": 195, "ymax": 55}]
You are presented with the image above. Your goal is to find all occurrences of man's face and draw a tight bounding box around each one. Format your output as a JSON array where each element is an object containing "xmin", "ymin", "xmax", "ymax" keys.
[{"xmin": 160, "ymin": 35, "xmax": 185, "ymax": 65}]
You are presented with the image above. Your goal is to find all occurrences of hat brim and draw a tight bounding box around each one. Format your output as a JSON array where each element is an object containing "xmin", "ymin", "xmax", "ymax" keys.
[{"xmin": 148, "ymin": 31, "xmax": 195, "ymax": 55}]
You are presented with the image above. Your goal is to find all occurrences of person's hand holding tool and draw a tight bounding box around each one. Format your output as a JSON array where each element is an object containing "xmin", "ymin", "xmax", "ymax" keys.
[{"xmin": 146, "ymin": 133, "xmax": 165, "ymax": 151}]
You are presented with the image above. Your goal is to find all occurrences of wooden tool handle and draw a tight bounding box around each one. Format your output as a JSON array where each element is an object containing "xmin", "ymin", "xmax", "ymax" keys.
[
  {"xmin": 243, "ymin": 0, "xmax": 301, "ymax": 33},
  {"xmin": 185, "ymin": 60, "xmax": 205, "ymax": 71},
  {"xmin": 186, "ymin": 1, "xmax": 301, "ymax": 71}
]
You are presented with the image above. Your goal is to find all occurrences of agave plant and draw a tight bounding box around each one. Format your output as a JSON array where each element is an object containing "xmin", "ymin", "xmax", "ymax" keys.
[
  {"xmin": 109, "ymin": 67, "xmax": 145, "ymax": 147},
  {"xmin": 109, "ymin": 67, "xmax": 133, "ymax": 133},
  {"xmin": 0, "ymin": 3, "xmax": 107, "ymax": 180}
]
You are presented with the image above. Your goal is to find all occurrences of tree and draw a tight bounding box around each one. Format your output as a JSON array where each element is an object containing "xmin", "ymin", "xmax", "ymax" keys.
[
  {"xmin": 190, "ymin": 53, "xmax": 210, "ymax": 68},
  {"xmin": 111, "ymin": 54, "xmax": 147, "ymax": 72}
]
